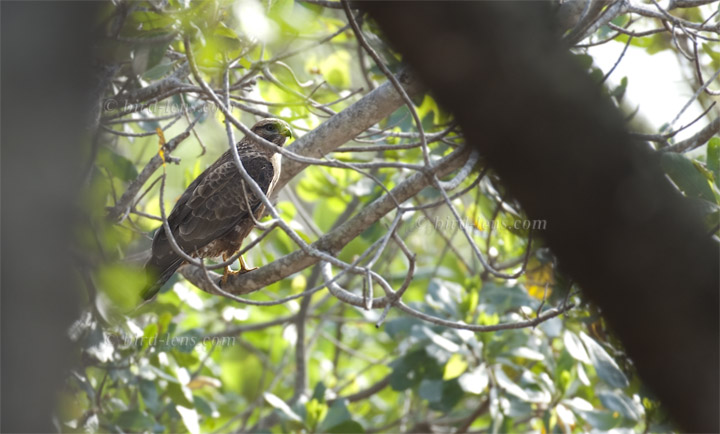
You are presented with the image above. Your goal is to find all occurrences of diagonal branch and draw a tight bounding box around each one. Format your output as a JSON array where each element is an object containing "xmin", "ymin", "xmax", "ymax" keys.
[
  {"xmin": 106, "ymin": 121, "xmax": 197, "ymax": 222},
  {"xmin": 664, "ymin": 116, "xmax": 720, "ymax": 153},
  {"xmin": 180, "ymin": 146, "xmax": 471, "ymax": 293},
  {"xmin": 276, "ymin": 68, "xmax": 424, "ymax": 191}
]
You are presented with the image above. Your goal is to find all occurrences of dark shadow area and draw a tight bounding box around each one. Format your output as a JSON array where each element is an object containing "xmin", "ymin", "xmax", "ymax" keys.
[{"xmin": 366, "ymin": 2, "xmax": 719, "ymax": 431}]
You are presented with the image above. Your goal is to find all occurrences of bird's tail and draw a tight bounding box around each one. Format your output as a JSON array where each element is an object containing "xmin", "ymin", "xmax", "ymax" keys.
[{"xmin": 141, "ymin": 256, "xmax": 183, "ymax": 301}]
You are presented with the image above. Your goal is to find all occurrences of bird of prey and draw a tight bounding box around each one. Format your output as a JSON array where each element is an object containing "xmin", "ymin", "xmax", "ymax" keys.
[{"xmin": 141, "ymin": 118, "xmax": 292, "ymax": 300}]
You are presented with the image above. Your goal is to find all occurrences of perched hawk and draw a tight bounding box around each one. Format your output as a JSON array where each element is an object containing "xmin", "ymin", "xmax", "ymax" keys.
[{"xmin": 141, "ymin": 118, "xmax": 292, "ymax": 300}]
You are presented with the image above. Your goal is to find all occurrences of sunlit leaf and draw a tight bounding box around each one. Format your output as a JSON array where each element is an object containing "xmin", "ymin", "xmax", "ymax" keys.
[
  {"xmin": 264, "ymin": 392, "xmax": 303, "ymax": 422},
  {"xmin": 176, "ymin": 405, "xmax": 200, "ymax": 434},
  {"xmin": 306, "ymin": 398, "xmax": 328, "ymax": 431},
  {"xmin": 579, "ymin": 332, "xmax": 629, "ymax": 388},
  {"xmin": 458, "ymin": 364, "xmax": 489, "ymax": 394},
  {"xmin": 443, "ymin": 353, "xmax": 468, "ymax": 380},
  {"xmin": 83, "ymin": 322, "xmax": 115, "ymax": 363},
  {"xmin": 563, "ymin": 330, "xmax": 591, "ymax": 364}
]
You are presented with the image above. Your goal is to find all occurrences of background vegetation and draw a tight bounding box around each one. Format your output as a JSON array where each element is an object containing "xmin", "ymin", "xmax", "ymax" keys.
[{"xmin": 56, "ymin": 1, "xmax": 719, "ymax": 432}]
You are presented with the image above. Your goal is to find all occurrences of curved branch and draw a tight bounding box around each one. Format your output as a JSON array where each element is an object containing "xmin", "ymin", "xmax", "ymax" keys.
[{"xmin": 665, "ymin": 117, "xmax": 720, "ymax": 152}]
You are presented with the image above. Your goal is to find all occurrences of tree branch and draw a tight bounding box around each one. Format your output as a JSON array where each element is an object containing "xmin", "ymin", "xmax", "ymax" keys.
[
  {"xmin": 275, "ymin": 68, "xmax": 424, "ymax": 191},
  {"xmin": 664, "ymin": 116, "xmax": 720, "ymax": 153}
]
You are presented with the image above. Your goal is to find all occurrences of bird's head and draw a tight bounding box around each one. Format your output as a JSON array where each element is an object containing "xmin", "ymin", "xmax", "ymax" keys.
[{"xmin": 251, "ymin": 118, "xmax": 293, "ymax": 147}]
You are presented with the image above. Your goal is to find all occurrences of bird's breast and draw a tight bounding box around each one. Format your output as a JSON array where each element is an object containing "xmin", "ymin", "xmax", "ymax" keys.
[{"xmin": 268, "ymin": 152, "xmax": 282, "ymax": 193}]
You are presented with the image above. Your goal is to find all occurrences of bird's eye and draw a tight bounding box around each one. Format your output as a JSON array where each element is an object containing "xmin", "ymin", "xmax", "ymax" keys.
[{"xmin": 265, "ymin": 124, "xmax": 276, "ymax": 132}]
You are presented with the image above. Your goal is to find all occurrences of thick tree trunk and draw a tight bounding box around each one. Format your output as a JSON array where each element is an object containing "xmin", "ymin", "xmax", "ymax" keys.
[
  {"xmin": 365, "ymin": 2, "xmax": 719, "ymax": 431},
  {"xmin": 1, "ymin": 2, "xmax": 97, "ymax": 431}
]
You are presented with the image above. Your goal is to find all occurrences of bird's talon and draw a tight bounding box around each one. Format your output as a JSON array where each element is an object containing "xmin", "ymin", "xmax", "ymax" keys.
[
  {"xmin": 220, "ymin": 265, "xmax": 257, "ymax": 287},
  {"xmin": 238, "ymin": 255, "xmax": 257, "ymax": 273}
]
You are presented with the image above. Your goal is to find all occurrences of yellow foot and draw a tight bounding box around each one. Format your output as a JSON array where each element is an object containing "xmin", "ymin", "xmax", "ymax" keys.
[{"xmin": 221, "ymin": 266, "xmax": 231, "ymax": 286}]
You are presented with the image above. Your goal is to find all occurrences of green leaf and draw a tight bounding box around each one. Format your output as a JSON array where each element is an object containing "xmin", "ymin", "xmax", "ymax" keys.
[
  {"xmin": 389, "ymin": 349, "xmax": 441, "ymax": 391},
  {"xmin": 127, "ymin": 10, "xmax": 176, "ymax": 32},
  {"xmin": 708, "ymin": 137, "xmax": 720, "ymax": 188},
  {"xmin": 579, "ymin": 332, "xmax": 629, "ymax": 388},
  {"xmin": 143, "ymin": 58, "xmax": 174, "ymax": 81},
  {"xmin": 573, "ymin": 53, "xmax": 593, "ymax": 70},
  {"xmin": 426, "ymin": 279, "xmax": 462, "ymax": 315},
  {"xmin": 416, "ymin": 94, "xmax": 449, "ymax": 126},
  {"xmin": 384, "ymin": 317, "xmax": 421, "ymax": 339},
  {"xmin": 611, "ymin": 76, "xmax": 628, "ymax": 103},
  {"xmin": 661, "ymin": 152, "xmax": 716, "ymax": 202},
  {"xmin": 169, "ymin": 328, "xmax": 203, "ymax": 353},
  {"xmin": 146, "ymin": 365, "xmax": 181, "ymax": 383},
  {"xmin": 322, "ymin": 420, "xmax": 365, "ymax": 433},
  {"xmin": 319, "ymin": 50, "xmax": 351, "ymax": 88},
  {"xmin": 597, "ymin": 390, "xmax": 643, "ymax": 422},
  {"xmin": 646, "ymin": 33, "xmax": 671, "ymax": 55},
  {"xmin": 419, "ymin": 379, "xmax": 443, "ymax": 403},
  {"xmin": 212, "ymin": 22, "xmax": 244, "ymax": 53},
  {"xmin": 702, "ymin": 42, "xmax": 720, "ymax": 69},
  {"xmin": 479, "ymin": 283, "xmax": 539, "ymax": 314},
  {"xmin": 311, "ymin": 381, "xmax": 327, "ymax": 403},
  {"xmin": 139, "ymin": 379, "xmax": 161, "ymax": 413},
  {"xmin": 214, "ymin": 22, "xmax": 241, "ymax": 40},
  {"xmin": 239, "ymin": 57, "xmax": 252, "ymax": 69},
  {"xmin": 166, "ymin": 382, "xmax": 194, "ymax": 408},
  {"xmin": 429, "ymin": 379, "xmax": 464, "ymax": 412},
  {"xmin": 142, "ymin": 323, "xmax": 159, "ymax": 351},
  {"xmin": 114, "ymin": 409, "xmax": 156, "ymax": 431},
  {"xmin": 572, "ymin": 408, "xmax": 622, "ymax": 430},
  {"xmin": 589, "ymin": 67, "xmax": 604, "ymax": 83},
  {"xmin": 318, "ymin": 399, "xmax": 362, "ymax": 433},
  {"xmin": 97, "ymin": 147, "xmax": 139, "ymax": 182},
  {"xmin": 493, "ymin": 366, "xmax": 532, "ymax": 401},
  {"xmin": 193, "ymin": 395, "xmax": 213, "ymax": 417},
  {"xmin": 389, "ymin": 353, "xmax": 418, "ymax": 391},
  {"xmin": 306, "ymin": 399, "xmax": 328, "ymax": 431},
  {"xmin": 459, "ymin": 289, "xmax": 479, "ymax": 321}
]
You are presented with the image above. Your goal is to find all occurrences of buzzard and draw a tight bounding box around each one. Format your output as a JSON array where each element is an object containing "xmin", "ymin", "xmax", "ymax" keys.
[{"xmin": 141, "ymin": 118, "xmax": 292, "ymax": 300}]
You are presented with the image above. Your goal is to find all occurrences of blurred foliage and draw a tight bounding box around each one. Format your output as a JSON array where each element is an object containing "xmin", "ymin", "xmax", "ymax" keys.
[{"xmin": 62, "ymin": 0, "xmax": 718, "ymax": 433}]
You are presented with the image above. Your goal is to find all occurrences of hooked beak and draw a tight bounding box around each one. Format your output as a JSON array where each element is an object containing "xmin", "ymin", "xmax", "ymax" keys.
[{"xmin": 280, "ymin": 124, "xmax": 293, "ymax": 139}]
